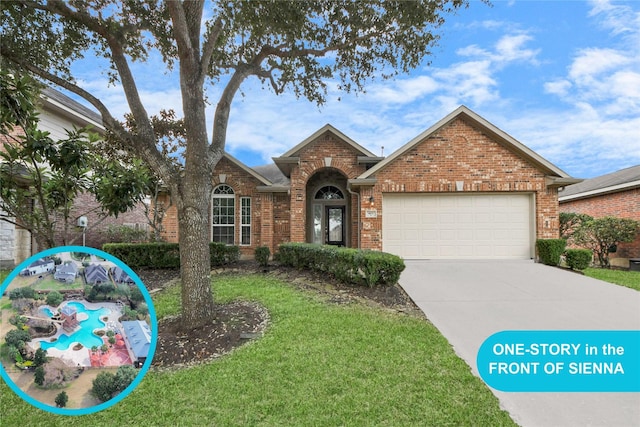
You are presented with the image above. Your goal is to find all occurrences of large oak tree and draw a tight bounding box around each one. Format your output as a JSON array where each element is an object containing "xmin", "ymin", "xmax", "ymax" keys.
[{"xmin": 1, "ymin": 0, "xmax": 471, "ymax": 329}]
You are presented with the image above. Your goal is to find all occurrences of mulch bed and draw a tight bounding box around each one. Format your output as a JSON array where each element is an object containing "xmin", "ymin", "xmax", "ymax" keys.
[{"xmin": 136, "ymin": 261, "xmax": 422, "ymax": 370}]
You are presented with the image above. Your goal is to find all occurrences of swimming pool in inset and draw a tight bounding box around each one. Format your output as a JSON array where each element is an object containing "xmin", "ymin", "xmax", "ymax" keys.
[
  {"xmin": 40, "ymin": 301, "xmax": 110, "ymax": 351},
  {"xmin": 39, "ymin": 306, "xmax": 55, "ymax": 318}
]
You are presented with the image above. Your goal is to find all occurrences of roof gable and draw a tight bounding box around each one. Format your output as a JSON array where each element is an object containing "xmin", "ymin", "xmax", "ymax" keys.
[
  {"xmin": 280, "ymin": 124, "xmax": 376, "ymax": 158},
  {"xmin": 359, "ymin": 106, "xmax": 573, "ymax": 180}
]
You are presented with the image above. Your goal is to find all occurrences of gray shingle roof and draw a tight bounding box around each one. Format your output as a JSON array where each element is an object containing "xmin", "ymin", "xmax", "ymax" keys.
[
  {"xmin": 559, "ymin": 165, "xmax": 640, "ymax": 199},
  {"xmin": 252, "ymin": 164, "xmax": 290, "ymax": 186},
  {"xmin": 41, "ymin": 87, "xmax": 103, "ymax": 126}
]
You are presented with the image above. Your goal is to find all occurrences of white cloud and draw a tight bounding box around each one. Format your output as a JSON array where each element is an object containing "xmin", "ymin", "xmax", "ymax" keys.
[{"xmin": 544, "ymin": 80, "xmax": 572, "ymax": 97}]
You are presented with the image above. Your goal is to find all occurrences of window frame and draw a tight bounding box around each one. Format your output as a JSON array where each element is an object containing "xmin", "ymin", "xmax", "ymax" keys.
[{"xmin": 211, "ymin": 184, "xmax": 235, "ymax": 245}]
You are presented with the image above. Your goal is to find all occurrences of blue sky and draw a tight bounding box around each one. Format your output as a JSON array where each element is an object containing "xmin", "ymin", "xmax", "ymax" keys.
[{"xmin": 73, "ymin": 0, "xmax": 640, "ymax": 179}]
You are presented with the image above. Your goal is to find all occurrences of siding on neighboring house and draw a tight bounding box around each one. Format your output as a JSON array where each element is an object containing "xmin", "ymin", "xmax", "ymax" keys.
[{"xmin": 0, "ymin": 87, "xmax": 150, "ymax": 266}]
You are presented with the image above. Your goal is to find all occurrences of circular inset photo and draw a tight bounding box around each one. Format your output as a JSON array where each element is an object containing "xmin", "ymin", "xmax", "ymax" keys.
[{"xmin": 0, "ymin": 246, "xmax": 157, "ymax": 415}]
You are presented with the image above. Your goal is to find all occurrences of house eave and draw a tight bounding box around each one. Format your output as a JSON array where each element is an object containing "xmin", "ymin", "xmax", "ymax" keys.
[
  {"xmin": 40, "ymin": 91, "xmax": 105, "ymax": 133},
  {"xmin": 273, "ymin": 156, "xmax": 300, "ymax": 178},
  {"xmin": 559, "ymin": 180, "xmax": 640, "ymax": 202},
  {"xmin": 357, "ymin": 156, "xmax": 384, "ymax": 165},
  {"xmin": 256, "ymin": 185, "xmax": 290, "ymax": 193},
  {"xmin": 545, "ymin": 176, "xmax": 583, "ymax": 189},
  {"xmin": 347, "ymin": 178, "xmax": 377, "ymax": 188}
]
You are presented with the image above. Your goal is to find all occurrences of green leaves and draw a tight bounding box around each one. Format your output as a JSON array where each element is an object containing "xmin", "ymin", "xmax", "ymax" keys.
[
  {"xmin": 572, "ymin": 216, "xmax": 640, "ymax": 268},
  {"xmin": 0, "ymin": 72, "xmax": 151, "ymax": 247}
]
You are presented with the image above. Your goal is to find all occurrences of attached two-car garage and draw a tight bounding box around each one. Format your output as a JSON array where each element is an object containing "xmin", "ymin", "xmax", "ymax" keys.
[{"xmin": 382, "ymin": 193, "xmax": 534, "ymax": 260}]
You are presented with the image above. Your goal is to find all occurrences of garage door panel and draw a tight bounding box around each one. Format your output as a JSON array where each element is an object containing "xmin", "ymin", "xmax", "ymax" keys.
[{"xmin": 382, "ymin": 193, "xmax": 532, "ymax": 259}]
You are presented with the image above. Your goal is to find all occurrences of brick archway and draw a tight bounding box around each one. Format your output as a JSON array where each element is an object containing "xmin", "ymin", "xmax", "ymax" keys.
[{"xmin": 305, "ymin": 168, "xmax": 350, "ymax": 246}]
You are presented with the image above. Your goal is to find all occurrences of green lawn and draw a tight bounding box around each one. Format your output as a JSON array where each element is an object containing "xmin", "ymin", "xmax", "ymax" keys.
[
  {"xmin": 584, "ymin": 268, "xmax": 640, "ymax": 291},
  {"xmin": 0, "ymin": 274, "xmax": 515, "ymax": 426}
]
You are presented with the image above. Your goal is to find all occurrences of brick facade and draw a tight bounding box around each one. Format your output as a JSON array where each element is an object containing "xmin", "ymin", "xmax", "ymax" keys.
[
  {"xmin": 360, "ymin": 118, "xmax": 559, "ymax": 251},
  {"xmin": 560, "ymin": 188, "xmax": 640, "ymax": 263},
  {"xmin": 157, "ymin": 107, "xmax": 573, "ymax": 259}
]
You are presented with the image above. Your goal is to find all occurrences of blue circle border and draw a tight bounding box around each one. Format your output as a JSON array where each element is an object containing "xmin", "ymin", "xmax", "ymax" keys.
[{"xmin": 0, "ymin": 246, "xmax": 158, "ymax": 416}]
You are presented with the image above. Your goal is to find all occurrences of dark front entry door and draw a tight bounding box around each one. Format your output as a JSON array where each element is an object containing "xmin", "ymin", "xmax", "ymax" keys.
[{"xmin": 326, "ymin": 206, "xmax": 345, "ymax": 246}]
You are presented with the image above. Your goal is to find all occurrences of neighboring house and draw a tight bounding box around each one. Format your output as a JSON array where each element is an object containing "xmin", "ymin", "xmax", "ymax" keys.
[
  {"xmin": 54, "ymin": 262, "xmax": 78, "ymax": 284},
  {"xmin": 121, "ymin": 320, "xmax": 152, "ymax": 367},
  {"xmin": 19, "ymin": 258, "xmax": 55, "ymax": 276},
  {"xmin": 158, "ymin": 106, "xmax": 579, "ymax": 260},
  {"xmin": 110, "ymin": 266, "xmax": 134, "ymax": 284},
  {"xmin": 84, "ymin": 264, "xmax": 109, "ymax": 285},
  {"xmin": 0, "ymin": 86, "xmax": 150, "ymax": 268},
  {"xmin": 559, "ymin": 165, "xmax": 640, "ymax": 268}
]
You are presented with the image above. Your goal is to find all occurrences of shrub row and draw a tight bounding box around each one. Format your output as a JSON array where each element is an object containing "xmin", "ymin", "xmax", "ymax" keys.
[
  {"xmin": 276, "ymin": 243, "xmax": 405, "ymax": 287},
  {"xmin": 102, "ymin": 242, "xmax": 239, "ymax": 269},
  {"xmin": 536, "ymin": 239, "xmax": 593, "ymax": 270}
]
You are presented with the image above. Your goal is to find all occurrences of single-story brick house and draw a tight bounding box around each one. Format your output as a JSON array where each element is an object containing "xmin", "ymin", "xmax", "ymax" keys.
[
  {"xmin": 159, "ymin": 106, "xmax": 580, "ymax": 260},
  {"xmin": 559, "ymin": 165, "xmax": 640, "ymax": 268}
]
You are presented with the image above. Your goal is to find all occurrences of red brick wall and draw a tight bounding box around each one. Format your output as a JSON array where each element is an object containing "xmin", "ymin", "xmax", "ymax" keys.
[
  {"xmin": 560, "ymin": 189, "xmax": 640, "ymax": 259},
  {"xmin": 67, "ymin": 191, "xmax": 150, "ymax": 249},
  {"xmin": 273, "ymin": 193, "xmax": 291, "ymax": 248},
  {"xmin": 362, "ymin": 118, "xmax": 558, "ymax": 251},
  {"xmin": 160, "ymin": 156, "xmax": 267, "ymax": 256}
]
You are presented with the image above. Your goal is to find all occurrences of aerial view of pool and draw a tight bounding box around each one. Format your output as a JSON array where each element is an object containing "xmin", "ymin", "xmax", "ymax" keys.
[{"xmin": 40, "ymin": 301, "xmax": 110, "ymax": 351}]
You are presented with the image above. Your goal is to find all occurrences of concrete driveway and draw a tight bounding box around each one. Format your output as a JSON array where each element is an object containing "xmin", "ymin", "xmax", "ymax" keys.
[{"xmin": 400, "ymin": 260, "xmax": 640, "ymax": 427}]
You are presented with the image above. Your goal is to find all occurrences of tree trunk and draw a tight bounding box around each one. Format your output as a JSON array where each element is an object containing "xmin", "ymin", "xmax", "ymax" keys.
[{"xmin": 177, "ymin": 169, "xmax": 215, "ymax": 329}]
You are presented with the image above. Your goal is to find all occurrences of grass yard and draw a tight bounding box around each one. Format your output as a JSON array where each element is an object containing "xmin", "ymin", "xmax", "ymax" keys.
[
  {"xmin": 0, "ymin": 274, "xmax": 515, "ymax": 426},
  {"xmin": 31, "ymin": 276, "xmax": 83, "ymax": 291},
  {"xmin": 584, "ymin": 268, "xmax": 640, "ymax": 291}
]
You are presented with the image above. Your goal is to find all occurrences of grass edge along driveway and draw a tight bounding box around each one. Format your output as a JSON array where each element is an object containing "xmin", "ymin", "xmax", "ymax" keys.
[{"xmin": 1, "ymin": 274, "xmax": 515, "ymax": 426}]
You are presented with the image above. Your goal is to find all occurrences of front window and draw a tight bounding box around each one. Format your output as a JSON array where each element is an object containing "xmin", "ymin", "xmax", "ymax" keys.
[
  {"xmin": 315, "ymin": 185, "xmax": 344, "ymax": 200},
  {"xmin": 241, "ymin": 197, "xmax": 251, "ymax": 246},
  {"xmin": 212, "ymin": 185, "xmax": 235, "ymax": 244}
]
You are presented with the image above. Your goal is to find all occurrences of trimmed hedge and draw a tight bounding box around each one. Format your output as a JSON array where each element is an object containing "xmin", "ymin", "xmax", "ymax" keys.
[
  {"xmin": 536, "ymin": 239, "xmax": 567, "ymax": 266},
  {"xmin": 565, "ymin": 249, "xmax": 592, "ymax": 271},
  {"xmin": 276, "ymin": 243, "xmax": 405, "ymax": 287},
  {"xmin": 102, "ymin": 242, "xmax": 239, "ymax": 269}
]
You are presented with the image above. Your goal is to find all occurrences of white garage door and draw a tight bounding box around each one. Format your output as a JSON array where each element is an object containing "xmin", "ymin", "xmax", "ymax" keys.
[{"xmin": 382, "ymin": 193, "xmax": 533, "ymax": 259}]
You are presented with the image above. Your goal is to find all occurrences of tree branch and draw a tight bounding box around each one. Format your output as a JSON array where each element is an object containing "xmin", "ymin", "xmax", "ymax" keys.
[{"xmin": 200, "ymin": 17, "xmax": 223, "ymax": 83}]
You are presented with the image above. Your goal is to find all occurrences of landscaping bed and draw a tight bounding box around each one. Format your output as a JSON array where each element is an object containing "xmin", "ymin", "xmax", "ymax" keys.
[{"xmin": 136, "ymin": 261, "xmax": 422, "ymax": 368}]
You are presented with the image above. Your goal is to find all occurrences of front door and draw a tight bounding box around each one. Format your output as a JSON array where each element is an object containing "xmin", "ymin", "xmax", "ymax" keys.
[{"xmin": 326, "ymin": 206, "xmax": 345, "ymax": 246}]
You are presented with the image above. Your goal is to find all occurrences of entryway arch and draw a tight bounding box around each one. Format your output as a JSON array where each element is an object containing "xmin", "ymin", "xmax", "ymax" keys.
[{"xmin": 306, "ymin": 168, "xmax": 350, "ymax": 246}]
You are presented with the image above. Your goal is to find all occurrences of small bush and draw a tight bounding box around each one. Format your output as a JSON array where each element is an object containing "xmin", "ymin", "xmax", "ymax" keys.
[
  {"xmin": 565, "ymin": 249, "xmax": 592, "ymax": 270},
  {"xmin": 536, "ymin": 239, "xmax": 567, "ymax": 266},
  {"xmin": 255, "ymin": 246, "xmax": 271, "ymax": 268},
  {"xmin": 210, "ymin": 242, "xmax": 240, "ymax": 267},
  {"xmin": 276, "ymin": 243, "xmax": 405, "ymax": 287}
]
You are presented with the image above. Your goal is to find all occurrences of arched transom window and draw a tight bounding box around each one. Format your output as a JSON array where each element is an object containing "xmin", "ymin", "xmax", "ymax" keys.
[
  {"xmin": 212, "ymin": 185, "xmax": 235, "ymax": 244},
  {"xmin": 315, "ymin": 185, "xmax": 344, "ymax": 200}
]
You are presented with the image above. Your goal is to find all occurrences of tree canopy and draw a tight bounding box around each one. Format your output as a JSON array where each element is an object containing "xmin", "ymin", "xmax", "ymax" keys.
[{"xmin": 1, "ymin": 0, "xmax": 473, "ymax": 328}]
